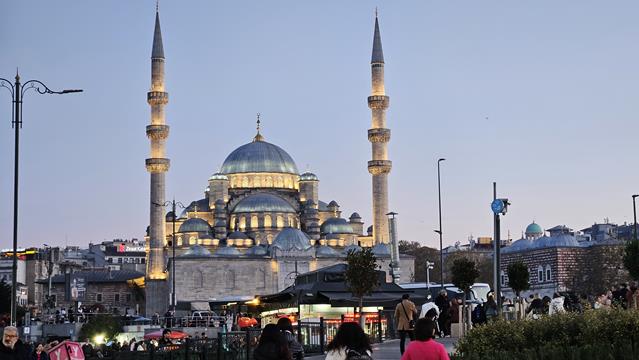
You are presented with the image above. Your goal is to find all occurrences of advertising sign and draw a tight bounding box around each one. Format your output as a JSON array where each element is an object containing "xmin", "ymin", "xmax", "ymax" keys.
[{"xmin": 47, "ymin": 341, "xmax": 84, "ymax": 360}]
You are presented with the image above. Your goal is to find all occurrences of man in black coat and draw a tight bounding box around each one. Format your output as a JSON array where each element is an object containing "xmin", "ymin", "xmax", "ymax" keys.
[{"xmin": 0, "ymin": 326, "xmax": 30, "ymax": 360}]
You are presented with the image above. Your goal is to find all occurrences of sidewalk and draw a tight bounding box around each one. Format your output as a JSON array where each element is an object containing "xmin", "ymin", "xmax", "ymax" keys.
[{"xmin": 306, "ymin": 338, "xmax": 458, "ymax": 360}]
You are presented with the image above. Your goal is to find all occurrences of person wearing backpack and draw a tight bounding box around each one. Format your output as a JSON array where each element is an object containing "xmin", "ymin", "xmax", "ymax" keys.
[
  {"xmin": 400, "ymin": 318, "xmax": 450, "ymax": 360},
  {"xmin": 276, "ymin": 317, "xmax": 304, "ymax": 360},
  {"xmin": 325, "ymin": 322, "xmax": 372, "ymax": 360}
]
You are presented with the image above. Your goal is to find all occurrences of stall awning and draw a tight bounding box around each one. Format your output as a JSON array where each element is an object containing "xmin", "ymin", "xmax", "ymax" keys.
[{"xmin": 318, "ymin": 292, "xmax": 423, "ymax": 306}]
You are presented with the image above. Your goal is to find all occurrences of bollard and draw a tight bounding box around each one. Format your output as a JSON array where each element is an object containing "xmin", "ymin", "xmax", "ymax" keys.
[
  {"xmin": 217, "ymin": 332, "xmax": 223, "ymax": 360},
  {"xmin": 245, "ymin": 330, "xmax": 250, "ymax": 359},
  {"xmin": 319, "ymin": 317, "xmax": 325, "ymax": 354}
]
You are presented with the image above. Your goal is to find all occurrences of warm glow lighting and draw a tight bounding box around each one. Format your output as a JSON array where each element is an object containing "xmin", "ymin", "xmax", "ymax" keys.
[{"xmin": 94, "ymin": 334, "xmax": 105, "ymax": 345}]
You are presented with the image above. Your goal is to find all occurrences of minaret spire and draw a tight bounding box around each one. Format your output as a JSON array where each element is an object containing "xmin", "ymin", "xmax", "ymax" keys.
[
  {"xmin": 367, "ymin": 13, "xmax": 392, "ymax": 245},
  {"xmin": 145, "ymin": 7, "xmax": 170, "ymax": 316}
]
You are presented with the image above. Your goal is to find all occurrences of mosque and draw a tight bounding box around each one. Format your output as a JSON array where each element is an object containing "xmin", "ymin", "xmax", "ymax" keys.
[{"xmin": 143, "ymin": 10, "xmax": 414, "ymax": 315}]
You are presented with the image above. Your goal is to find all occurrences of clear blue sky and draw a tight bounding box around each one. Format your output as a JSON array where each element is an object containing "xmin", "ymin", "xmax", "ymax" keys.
[{"xmin": 1, "ymin": 1, "xmax": 638, "ymax": 250}]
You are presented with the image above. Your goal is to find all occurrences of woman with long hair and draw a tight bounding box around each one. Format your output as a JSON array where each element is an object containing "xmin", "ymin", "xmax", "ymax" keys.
[
  {"xmin": 254, "ymin": 324, "xmax": 291, "ymax": 360},
  {"xmin": 325, "ymin": 322, "xmax": 372, "ymax": 360},
  {"xmin": 276, "ymin": 317, "xmax": 304, "ymax": 360}
]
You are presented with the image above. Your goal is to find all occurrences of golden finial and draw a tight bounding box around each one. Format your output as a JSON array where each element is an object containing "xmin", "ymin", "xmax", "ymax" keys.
[{"xmin": 253, "ymin": 112, "xmax": 264, "ymax": 142}]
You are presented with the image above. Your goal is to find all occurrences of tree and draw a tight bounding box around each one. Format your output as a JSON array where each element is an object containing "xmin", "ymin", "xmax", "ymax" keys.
[
  {"xmin": 345, "ymin": 248, "xmax": 379, "ymax": 327},
  {"xmin": 624, "ymin": 240, "xmax": 639, "ymax": 281},
  {"xmin": 398, "ymin": 241, "xmax": 441, "ymax": 283},
  {"xmin": 79, "ymin": 314, "xmax": 123, "ymax": 342},
  {"xmin": 507, "ymin": 262, "xmax": 530, "ymax": 320},
  {"xmin": 451, "ymin": 257, "xmax": 479, "ymax": 332}
]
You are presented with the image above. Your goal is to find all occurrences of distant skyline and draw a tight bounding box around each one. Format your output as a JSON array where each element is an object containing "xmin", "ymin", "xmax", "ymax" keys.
[{"xmin": 1, "ymin": 1, "xmax": 638, "ymax": 250}]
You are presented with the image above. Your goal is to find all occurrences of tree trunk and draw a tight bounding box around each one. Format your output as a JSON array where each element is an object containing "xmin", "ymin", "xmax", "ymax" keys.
[
  {"xmin": 516, "ymin": 291, "xmax": 521, "ymax": 321},
  {"xmin": 359, "ymin": 296, "xmax": 365, "ymax": 328}
]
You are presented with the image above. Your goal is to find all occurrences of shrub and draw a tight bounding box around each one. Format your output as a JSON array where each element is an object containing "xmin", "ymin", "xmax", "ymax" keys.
[{"xmin": 455, "ymin": 308, "xmax": 639, "ymax": 359}]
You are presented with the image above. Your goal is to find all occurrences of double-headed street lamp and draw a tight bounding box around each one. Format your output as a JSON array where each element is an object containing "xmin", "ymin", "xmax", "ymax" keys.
[
  {"xmin": 0, "ymin": 72, "xmax": 82, "ymax": 325},
  {"xmin": 436, "ymin": 158, "xmax": 445, "ymax": 288},
  {"xmin": 154, "ymin": 199, "xmax": 184, "ymax": 310}
]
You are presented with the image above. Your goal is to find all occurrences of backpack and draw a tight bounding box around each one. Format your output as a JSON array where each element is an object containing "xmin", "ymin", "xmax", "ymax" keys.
[{"xmin": 346, "ymin": 349, "xmax": 373, "ymax": 360}]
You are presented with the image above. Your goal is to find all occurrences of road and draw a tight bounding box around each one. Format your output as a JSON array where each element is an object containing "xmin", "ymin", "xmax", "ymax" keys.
[{"xmin": 306, "ymin": 338, "xmax": 458, "ymax": 360}]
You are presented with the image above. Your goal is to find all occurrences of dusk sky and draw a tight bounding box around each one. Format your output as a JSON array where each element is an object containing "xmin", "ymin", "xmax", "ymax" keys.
[{"xmin": 1, "ymin": 1, "xmax": 638, "ymax": 250}]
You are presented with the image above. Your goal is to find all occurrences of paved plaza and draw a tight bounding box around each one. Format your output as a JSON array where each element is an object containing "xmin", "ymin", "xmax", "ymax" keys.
[{"xmin": 307, "ymin": 338, "xmax": 458, "ymax": 360}]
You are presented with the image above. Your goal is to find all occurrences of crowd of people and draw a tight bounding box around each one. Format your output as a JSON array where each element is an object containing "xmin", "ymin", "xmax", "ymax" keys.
[{"xmin": 394, "ymin": 294, "xmax": 450, "ymax": 360}]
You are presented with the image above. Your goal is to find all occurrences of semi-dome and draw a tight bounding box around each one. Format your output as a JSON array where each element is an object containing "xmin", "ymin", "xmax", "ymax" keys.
[
  {"xmin": 530, "ymin": 234, "xmax": 582, "ymax": 250},
  {"xmin": 166, "ymin": 211, "xmax": 176, "ymax": 222},
  {"xmin": 300, "ymin": 172, "xmax": 319, "ymax": 181},
  {"xmin": 320, "ymin": 218, "xmax": 353, "ymax": 235},
  {"xmin": 178, "ymin": 218, "xmax": 211, "ymax": 233},
  {"xmin": 180, "ymin": 244, "xmax": 212, "ymax": 257},
  {"xmin": 221, "ymin": 140, "xmax": 298, "ymax": 175},
  {"xmin": 209, "ymin": 172, "xmax": 228, "ymax": 181},
  {"xmin": 232, "ymin": 193, "xmax": 296, "ymax": 214},
  {"xmin": 245, "ymin": 245, "xmax": 269, "ymax": 256},
  {"xmin": 343, "ymin": 244, "xmax": 362, "ymax": 254},
  {"xmin": 316, "ymin": 245, "xmax": 340, "ymax": 257},
  {"xmin": 272, "ymin": 228, "xmax": 312, "ymax": 251},
  {"xmin": 180, "ymin": 199, "xmax": 209, "ymax": 217},
  {"xmin": 525, "ymin": 222, "xmax": 544, "ymax": 236},
  {"xmin": 371, "ymin": 243, "xmax": 391, "ymax": 256},
  {"xmin": 214, "ymin": 246, "xmax": 241, "ymax": 256},
  {"xmin": 502, "ymin": 238, "xmax": 533, "ymax": 254},
  {"xmin": 228, "ymin": 231, "xmax": 250, "ymax": 240}
]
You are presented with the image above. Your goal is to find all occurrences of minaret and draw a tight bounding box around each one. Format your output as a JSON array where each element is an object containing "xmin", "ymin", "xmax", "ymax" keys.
[
  {"xmin": 367, "ymin": 14, "xmax": 392, "ymax": 245},
  {"xmin": 145, "ymin": 8, "xmax": 170, "ymax": 315}
]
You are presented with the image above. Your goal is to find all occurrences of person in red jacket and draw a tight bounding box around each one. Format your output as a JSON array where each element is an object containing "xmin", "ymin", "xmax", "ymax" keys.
[{"xmin": 400, "ymin": 318, "xmax": 449, "ymax": 360}]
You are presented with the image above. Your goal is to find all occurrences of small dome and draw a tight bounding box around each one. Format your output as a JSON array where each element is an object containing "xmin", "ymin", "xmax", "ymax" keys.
[
  {"xmin": 221, "ymin": 140, "xmax": 298, "ymax": 175},
  {"xmin": 300, "ymin": 172, "xmax": 319, "ymax": 181},
  {"xmin": 316, "ymin": 245, "xmax": 340, "ymax": 258},
  {"xmin": 343, "ymin": 244, "xmax": 362, "ymax": 255},
  {"xmin": 366, "ymin": 225, "xmax": 373, "ymax": 235},
  {"xmin": 228, "ymin": 231, "xmax": 250, "ymax": 240},
  {"xmin": 272, "ymin": 228, "xmax": 312, "ymax": 251},
  {"xmin": 349, "ymin": 212, "xmax": 362, "ymax": 220},
  {"xmin": 214, "ymin": 246, "xmax": 241, "ymax": 256},
  {"xmin": 245, "ymin": 245, "xmax": 269, "ymax": 256},
  {"xmin": 209, "ymin": 172, "xmax": 229, "ymax": 181},
  {"xmin": 232, "ymin": 193, "xmax": 296, "ymax": 214},
  {"xmin": 371, "ymin": 243, "xmax": 391, "ymax": 256},
  {"xmin": 502, "ymin": 238, "xmax": 533, "ymax": 254},
  {"xmin": 328, "ymin": 200, "xmax": 339, "ymax": 208},
  {"xmin": 531, "ymin": 234, "xmax": 582, "ymax": 250},
  {"xmin": 525, "ymin": 222, "xmax": 544, "ymax": 236},
  {"xmin": 320, "ymin": 218, "xmax": 353, "ymax": 235},
  {"xmin": 180, "ymin": 199, "xmax": 209, "ymax": 217},
  {"xmin": 166, "ymin": 211, "xmax": 176, "ymax": 222},
  {"xmin": 181, "ymin": 245, "xmax": 212, "ymax": 257},
  {"xmin": 178, "ymin": 218, "xmax": 211, "ymax": 233}
]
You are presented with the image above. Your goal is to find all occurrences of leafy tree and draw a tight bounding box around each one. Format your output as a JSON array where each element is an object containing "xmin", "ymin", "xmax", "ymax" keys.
[
  {"xmin": 624, "ymin": 240, "xmax": 639, "ymax": 281},
  {"xmin": 451, "ymin": 257, "xmax": 480, "ymax": 330},
  {"xmin": 345, "ymin": 248, "xmax": 379, "ymax": 327},
  {"xmin": 79, "ymin": 314, "xmax": 123, "ymax": 342},
  {"xmin": 399, "ymin": 241, "xmax": 441, "ymax": 283},
  {"xmin": 507, "ymin": 261, "xmax": 530, "ymax": 320}
]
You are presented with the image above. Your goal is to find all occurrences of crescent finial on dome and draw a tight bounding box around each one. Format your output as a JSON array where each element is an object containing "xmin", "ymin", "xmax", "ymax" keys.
[{"xmin": 254, "ymin": 113, "xmax": 264, "ymax": 142}]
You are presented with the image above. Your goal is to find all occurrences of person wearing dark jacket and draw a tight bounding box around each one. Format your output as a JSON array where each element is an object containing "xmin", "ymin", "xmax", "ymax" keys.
[
  {"xmin": 276, "ymin": 317, "xmax": 304, "ymax": 360},
  {"xmin": 31, "ymin": 344, "xmax": 49, "ymax": 360},
  {"xmin": 1, "ymin": 326, "xmax": 30, "ymax": 360},
  {"xmin": 253, "ymin": 324, "xmax": 291, "ymax": 360}
]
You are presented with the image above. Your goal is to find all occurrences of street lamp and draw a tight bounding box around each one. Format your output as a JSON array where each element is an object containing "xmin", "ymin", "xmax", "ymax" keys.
[
  {"xmin": 0, "ymin": 72, "xmax": 82, "ymax": 325},
  {"xmin": 426, "ymin": 261, "xmax": 435, "ymax": 288},
  {"xmin": 633, "ymin": 195, "xmax": 639, "ymax": 242},
  {"xmin": 154, "ymin": 199, "xmax": 184, "ymax": 311},
  {"xmin": 436, "ymin": 158, "xmax": 445, "ymax": 288},
  {"xmin": 490, "ymin": 182, "xmax": 510, "ymax": 314}
]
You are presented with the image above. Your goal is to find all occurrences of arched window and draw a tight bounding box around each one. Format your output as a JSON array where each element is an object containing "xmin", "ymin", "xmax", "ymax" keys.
[
  {"xmin": 266, "ymin": 177, "xmax": 273, "ymax": 187},
  {"xmin": 545, "ymin": 265, "xmax": 552, "ymax": 282},
  {"xmin": 239, "ymin": 217, "xmax": 246, "ymax": 231},
  {"xmin": 256, "ymin": 268, "xmax": 266, "ymax": 289},
  {"xmin": 195, "ymin": 271, "xmax": 204, "ymax": 287},
  {"xmin": 189, "ymin": 236, "xmax": 196, "ymax": 245},
  {"xmin": 177, "ymin": 236, "xmax": 183, "ymax": 246},
  {"xmin": 275, "ymin": 177, "xmax": 283, "ymax": 188},
  {"xmin": 276, "ymin": 215, "xmax": 284, "ymax": 228},
  {"xmin": 251, "ymin": 215, "xmax": 259, "ymax": 229},
  {"xmin": 226, "ymin": 270, "xmax": 236, "ymax": 290},
  {"xmin": 267, "ymin": 234, "xmax": 274, "ymax": 244},
  {"xmin": 538, "ymin": 265, "xmax": 544, "ymax": 282},
  {"xmin": 242, "ymin": 177, "xmax": 249, "ymax": 188},
  {"xmin": 254, "ymin": 176, "xmax": 261, "ymax": 187},
  {"xmin": 264, "ymin": 215, "xmax": 272, "ymax": 228}
]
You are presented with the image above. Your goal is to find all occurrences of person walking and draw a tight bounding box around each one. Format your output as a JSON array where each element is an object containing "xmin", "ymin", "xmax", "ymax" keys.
[
  {"xmin": 401, "ymin": 318, "xmax": 450, "ymax": 360},
  {"xmin": 253, "ymin": 324, "xmax": 291, "ymax": 360},
  {"xmin": 0, "ymin": 326, "xmax": 30, "ymax": 360},
  {"xmin": 394, "ymin": 294, "xmax": 417, "ymax": 355},
  {"xmin": 325, "ymin": 322, "xmax": 372, "ymax": 360},
  {"xmin": 276, "ymin": 317, "xmax": 304, "ymax": 360},
  {"xmin": 484, "ymin": 295, "xmax": 498, "ymax": 321},
  {"xmin": 435, "ymin": 290, "xmax": 450, "ymax": 336},
  {"xmin": 549, "ymin": 293, "xmax": 566, "ymax": 315}
]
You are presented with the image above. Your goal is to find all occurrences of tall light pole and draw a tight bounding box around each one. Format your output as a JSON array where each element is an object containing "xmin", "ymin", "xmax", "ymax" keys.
[
  {"xmin": 154, "ymin": 199, "xmax": 184, "ymax": 310},
  {"xmin": 0, "ymin": 72, "xmax": 82, "ymax": 325},
  {"xmin": 426, "ymin": 261, "xmax": 435, "ymax": 288},
  {"xmin": 490, "ymin": 183, "xmax": 510, "ymax": 314},
  {"xmin": 633, "ymin": 195, "xmax": 638, "ymax": 241},
  {"xmin": 436, "ymin": 158, "xmax": 445, "ymax": 288}
]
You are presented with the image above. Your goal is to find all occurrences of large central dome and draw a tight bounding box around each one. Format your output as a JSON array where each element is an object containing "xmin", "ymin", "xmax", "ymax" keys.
[{"xmin": 221, "ymin": 139, "xmax": 299, "ymax": 175}]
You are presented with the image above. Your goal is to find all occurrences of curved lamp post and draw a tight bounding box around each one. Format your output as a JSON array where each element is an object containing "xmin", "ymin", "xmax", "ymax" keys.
[
  {"xmin": 436, "ymin": 158, "xmax": 445, "ymax": 288},
  {"xmin": 153, "ymin": 199, "xmax": 184, "ymax": 310},
  {"xmin": 0, "ymin": 72, "xmax": 82, "ymax": 325}
]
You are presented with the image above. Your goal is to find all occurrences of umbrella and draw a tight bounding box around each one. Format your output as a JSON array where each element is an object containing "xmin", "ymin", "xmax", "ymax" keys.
[{"xmin": 144, "ymin": 330, "xmax": 189, "ymax": 340}]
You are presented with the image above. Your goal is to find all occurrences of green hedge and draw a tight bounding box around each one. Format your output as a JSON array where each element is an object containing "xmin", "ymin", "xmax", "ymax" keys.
[{"xmin": 454, "ymin": 308, "xmax": 639, "ymax": 359}]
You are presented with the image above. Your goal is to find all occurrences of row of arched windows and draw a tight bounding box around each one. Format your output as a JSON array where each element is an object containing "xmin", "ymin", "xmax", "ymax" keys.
[
  {"xmin": 500, "ymin": 264, "xmax": 553, "ymax": 286},
  {"xmin": 230, "ymin": 214, "xmax": 298, "ymax": 231},
  {"xmin": 228, "ymin": 174, "xmax": 299, "ymax": 189}
]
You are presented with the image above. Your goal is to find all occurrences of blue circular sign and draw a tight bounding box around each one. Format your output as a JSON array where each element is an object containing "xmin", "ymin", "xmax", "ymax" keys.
[{"xmin": 491, "ymin": 199, "xmax": 505, "ymax": 214}]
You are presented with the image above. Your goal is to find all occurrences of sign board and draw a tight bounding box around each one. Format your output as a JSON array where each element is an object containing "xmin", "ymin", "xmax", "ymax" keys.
[
  {"xmin": 47, "ymin": 341, "xmax": 84, "ymax": 360},
  {"xmin": 65, "ymin": 274, "xmax": 86, "ymax": 301}
]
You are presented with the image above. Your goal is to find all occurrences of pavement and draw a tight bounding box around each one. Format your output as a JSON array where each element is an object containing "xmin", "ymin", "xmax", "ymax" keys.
[{"xmin": 306, "ymin": 337, "xmax": 458, "ymax": 360}]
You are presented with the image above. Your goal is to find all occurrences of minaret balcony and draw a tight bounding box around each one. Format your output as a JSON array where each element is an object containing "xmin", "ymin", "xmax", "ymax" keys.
[
  {"xmin": 146, "ymin": 125, "xmax": 170, "ymax": 140},
  {"xmin": 367, "ymin": 95, "xmax": 389, "ymax": 110},
  {"xmin": 145, "ymin": 158, "xmax": 170, "ymax": 173},
  {"xmin": 368, "ymin": 128, "xmax": 391, "ymax": 143},
  {"xmin": 367, "ymin": 160, "xmax": 392, "ymax": 175},
  {"xmin": 147, "ymin": 91, "xmax": 169, "ymax": 105}
]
